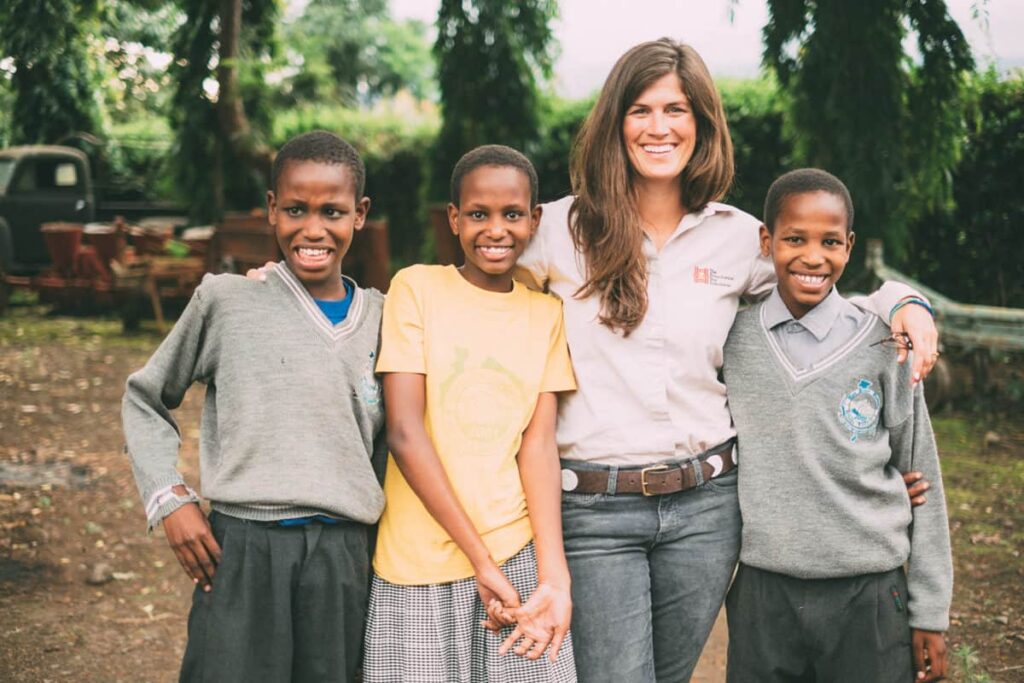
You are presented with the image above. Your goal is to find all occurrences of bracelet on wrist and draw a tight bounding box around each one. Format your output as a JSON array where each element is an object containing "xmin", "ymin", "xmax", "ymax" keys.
[{"xmin": 890, "ymin": 297, "xmax": 934, "ymax": 320}]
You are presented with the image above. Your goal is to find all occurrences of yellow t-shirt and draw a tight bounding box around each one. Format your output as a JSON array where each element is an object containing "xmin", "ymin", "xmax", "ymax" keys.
[{"xmin": 374, "ymin": 264, "xmax": 576, "ymax": 585}]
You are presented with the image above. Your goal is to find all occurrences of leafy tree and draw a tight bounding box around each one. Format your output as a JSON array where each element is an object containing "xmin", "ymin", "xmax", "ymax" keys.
[
  {"xmin": 279, "ymin": 0, "xmax": 435, "ymax": 107},
  {"xmin": 0, "ymin": 70, "xmax": 14, "ymax": 148},
  {"xmin": 0, "ymin": 0, "xmax": 104, "ymax": 144},
  {"xmin": 169, "ymin": 0, "xmax": 276, "ymax": 221},
  {"xmin": 97, "ymin": 0, "xmax": 183, "ymax": 124},
  {"xmin": 431, "ymin": 0, "xmax": 558, "ymax": 198},
  {"xmin": 763, "ymin": 0, "xmax": 974, "ymax": 261}
]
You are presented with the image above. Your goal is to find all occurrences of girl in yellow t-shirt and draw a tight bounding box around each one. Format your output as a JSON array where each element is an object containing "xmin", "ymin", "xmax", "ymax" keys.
[{"xmin": 362, "ymin": 146, "xmax": 577, "ymax": 683}]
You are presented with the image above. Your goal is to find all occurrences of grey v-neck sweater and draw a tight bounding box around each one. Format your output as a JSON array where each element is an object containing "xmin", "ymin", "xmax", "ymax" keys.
[
  {"xmin": 122, "ymin": 265, "xmax": 386, "ymax": 528},
  {"xmin": 723, "ymin": 302, "xmax": 952, "ymax": 631}
]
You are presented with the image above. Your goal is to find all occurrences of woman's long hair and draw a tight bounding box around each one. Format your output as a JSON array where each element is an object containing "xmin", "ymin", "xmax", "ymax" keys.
[{"xmin": 569, "ymin": 38, "xmax": 734, "ymax": 335}]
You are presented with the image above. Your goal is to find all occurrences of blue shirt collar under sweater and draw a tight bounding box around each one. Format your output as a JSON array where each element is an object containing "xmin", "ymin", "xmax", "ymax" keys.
[{"xmin": 314, "ymin": 279, "xmax": 354, "ymax": 325}]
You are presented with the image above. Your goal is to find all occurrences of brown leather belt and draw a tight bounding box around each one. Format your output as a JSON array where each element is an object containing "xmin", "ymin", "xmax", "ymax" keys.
[{"xmin": 561, "ymin": 441, "xmax": 737, "ymax": 496}]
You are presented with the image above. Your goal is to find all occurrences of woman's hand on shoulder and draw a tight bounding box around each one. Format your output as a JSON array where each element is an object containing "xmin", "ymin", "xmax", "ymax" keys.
[
  {"xmin": 244, "ymin": 261, "xmax": 277, "ymax": 281},
  {"xmin": 890, "ymin": 301, "xmax": 939, "ymax": 384}
]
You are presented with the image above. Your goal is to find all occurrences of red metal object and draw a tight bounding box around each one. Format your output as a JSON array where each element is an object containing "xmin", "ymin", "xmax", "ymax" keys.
[{"xmin": 40, "ymin": 223, "xmax": 83, "ymax": 275}]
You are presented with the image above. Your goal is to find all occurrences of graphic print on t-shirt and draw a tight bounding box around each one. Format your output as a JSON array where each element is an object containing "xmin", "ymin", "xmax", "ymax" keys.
[{"xmin": 440, "ymin": 347, "xmax": 527, "ymax": 454}]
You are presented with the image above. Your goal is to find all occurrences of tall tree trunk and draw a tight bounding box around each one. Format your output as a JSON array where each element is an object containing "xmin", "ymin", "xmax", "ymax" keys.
[{"xmin": 216, "ymin": 0, "xmax": 273, "ymax": 186}]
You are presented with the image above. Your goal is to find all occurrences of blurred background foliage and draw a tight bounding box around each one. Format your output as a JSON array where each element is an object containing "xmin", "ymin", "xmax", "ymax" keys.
[{"xmin": 0, "ymin": 0, "xmax": 1020, "ymax": 305}]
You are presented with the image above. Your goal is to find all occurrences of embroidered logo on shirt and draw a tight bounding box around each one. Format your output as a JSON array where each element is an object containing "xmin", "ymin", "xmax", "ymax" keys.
[
  {"xmin": 361, "ymin": 351, "xmax": 381, "ymax": 405},
  {"xmin": 837, "ymin": 379, "xmax": 881, "ymax": 442},
  {"xmin": 692, "ymin": 266, "xmax": 735, "ymax": 287}
]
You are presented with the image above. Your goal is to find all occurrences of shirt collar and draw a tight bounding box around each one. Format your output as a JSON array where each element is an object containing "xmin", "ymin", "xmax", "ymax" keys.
[
  {"xmin": 680, "ymin": 202, "xmax": 734, "ymax": 232},
  {"xmin": 763, "ymin": 286, "xmax": 852, "ymax": 341},
  {"xmin": 643, "ymin": 203, "xmax": 736, "ymax": 252}
]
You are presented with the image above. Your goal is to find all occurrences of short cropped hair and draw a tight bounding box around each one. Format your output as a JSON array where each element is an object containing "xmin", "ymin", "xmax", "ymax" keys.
[
  {"xmin": 271, "ymin": 130, "xmax": 365, "ymax": 197},
  {"xmin": 763, "ymin": 168, "xmax": 854, "ymax": 234},
  {"xmin": 449, "ymin": 145, "xmax": 539, "ymax": 207}
]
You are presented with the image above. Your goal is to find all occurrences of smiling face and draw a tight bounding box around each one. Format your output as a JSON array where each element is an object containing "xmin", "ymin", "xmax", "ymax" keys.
[
  {"xmin": 268, "ymin": 160, "xmax": 369, "ymax": 300},
  {"xmin": 760, "ymin": 190, "xmax": 855, "ymax": 319},
  {"xmin": 621, "ymin": 72, "xmax": 698, "ymax": 188},
  {"xmin": 448, "ymin": 165, "xmax": 541, "ymax": 293}
]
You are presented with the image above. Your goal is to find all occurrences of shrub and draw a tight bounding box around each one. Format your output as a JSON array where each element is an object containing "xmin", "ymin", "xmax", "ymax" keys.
[
  {"xmin": 905, "ymin": 71, "xmax": 1024, "ymax": 307},
  {"xmin": 530, "ymin": 94, "xmax": 593, "ymax": 204},
  {"xmin": 718, "ymin": 77, "xmax": 792, "ymax": 218}
]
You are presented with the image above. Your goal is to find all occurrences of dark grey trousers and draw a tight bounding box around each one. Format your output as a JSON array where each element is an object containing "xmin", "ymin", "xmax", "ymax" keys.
[
  {"xmin": 726, "ymin": 563, "xmax": 913, "ymax": 683},
  {"xmin": 179, "ymin": 512, "xmax": 371, "ymax": 683}
]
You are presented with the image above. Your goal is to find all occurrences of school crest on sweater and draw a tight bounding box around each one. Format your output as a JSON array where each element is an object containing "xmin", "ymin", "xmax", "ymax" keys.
[{"xmin": 837, "ymin": 378, "xmax": 882, "ymax": 443}]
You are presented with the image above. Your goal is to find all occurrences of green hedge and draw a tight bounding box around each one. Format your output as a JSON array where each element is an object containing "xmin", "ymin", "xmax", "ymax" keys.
[
  {"xmin": 718, "ymin": 77, "xmax": 791, "ymax": 218},
  {"xmin": 905, "ymin": 71, "xmax": 1024, "ymax": 307},
  {"xmin": 529, "ymin": 95, "xmax": 594, "ymax": 204}
]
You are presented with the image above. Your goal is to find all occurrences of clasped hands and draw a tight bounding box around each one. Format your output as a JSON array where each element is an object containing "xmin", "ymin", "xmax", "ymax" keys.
[{"xmin": 476, "ymin": 561, "xmax": 571, "ymax": 663}]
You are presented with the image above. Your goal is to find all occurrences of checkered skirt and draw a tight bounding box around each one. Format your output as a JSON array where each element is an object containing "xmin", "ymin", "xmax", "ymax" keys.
[{"xmin": 362, "ymin": 542, "xmax": 577, "ymax": 682}]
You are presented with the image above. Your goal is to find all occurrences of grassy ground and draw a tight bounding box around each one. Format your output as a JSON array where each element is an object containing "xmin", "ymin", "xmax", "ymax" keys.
[{"xmin": 935, "ymin": 415, "xmax": 1024, "ymax": 681}]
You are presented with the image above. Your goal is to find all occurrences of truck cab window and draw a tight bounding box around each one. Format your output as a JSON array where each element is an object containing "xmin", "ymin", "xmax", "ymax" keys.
[
  {"xmin": 12, "ymin": 159, "xmax": 82, "ymax": 193},
  {"xmin": 55, "ymin": 163, "xmax": 78, "ymax": 187},
  {"xmin": 0, "ymin": 159, "xmax": 14, "ymax": 192}
]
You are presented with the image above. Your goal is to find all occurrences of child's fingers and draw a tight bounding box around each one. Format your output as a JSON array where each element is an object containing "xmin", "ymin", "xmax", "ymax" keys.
[
  {"xmin": 513, "ymin": 635, "xmax": 536, "ymax": 658},
  {"xmin": 489, "ymin": 600, "xmax": 515, "ymax": 626},
  {"xmin": 202, "ymin": 532, "xmax": 223, "ymax": 565},
  {"xmin": 526, "ymin": 636, "xmax": 551, "ymax": 660},
  {"xmin": 499, "ymin": 626, "xmax": 525, "ymax": 656},
  {"xmin": 172, "ymin": 545, "xmax": 203, "ymax": 587},
  {"xmin": 548, "ymin": 628, "xmax": 566, "ymax": 662},
  {"xmin": 912, "ymin": 634, "xmax": 932, "ymax": 681},
  {"xmin": 925, "ymin": 636, "xmax": 947, "ymax": 682},
  {"xmin": 903, "ymin": 472, "xmax": 930, "ymax": 508},
  {"xmin": 479, "ymin": 617, "xmax": 502, "ymax": 633},
  {"xmin": 190, "ymin": 540, "xmax": 217, "ymax": 587}
]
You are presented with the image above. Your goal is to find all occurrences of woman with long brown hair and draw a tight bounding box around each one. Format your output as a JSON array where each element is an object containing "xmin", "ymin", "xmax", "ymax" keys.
[{"xmin": 516, "ymin": 38, "xmax": 939, "ymax": 681}]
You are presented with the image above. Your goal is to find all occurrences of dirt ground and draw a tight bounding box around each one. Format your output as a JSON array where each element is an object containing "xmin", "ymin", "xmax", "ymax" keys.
[{"xmin": 0, "ymin": 307, "xmax": 1020, "ymax": 682}]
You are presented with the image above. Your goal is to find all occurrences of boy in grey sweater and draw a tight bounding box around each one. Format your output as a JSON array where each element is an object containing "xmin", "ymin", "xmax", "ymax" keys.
[
  {"xmin": 722, "ymin": 169, "xmax": 952, "ymax": 683},
  {"xmin": 122, "ymin": 131, "xmax": 385, "ymax": 682}
]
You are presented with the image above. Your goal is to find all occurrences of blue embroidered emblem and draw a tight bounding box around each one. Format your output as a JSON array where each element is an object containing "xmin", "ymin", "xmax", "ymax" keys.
[
  {"xmin": 361, "ymin": 351, "xmax": 381, "ymax": 405},
  {"xmin": 837, "ymin": 379, "xmax": 881, "ymax": 442}
]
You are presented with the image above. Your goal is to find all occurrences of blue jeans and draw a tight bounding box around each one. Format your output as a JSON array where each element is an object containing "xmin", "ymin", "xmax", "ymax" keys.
[{"xmin": 562, "ymin": 464, "xmax": 741, "ymax": 683}]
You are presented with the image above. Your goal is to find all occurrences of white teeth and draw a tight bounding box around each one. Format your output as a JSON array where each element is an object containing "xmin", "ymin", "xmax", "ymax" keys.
[
  {"xmin": 297, "ymin": 247, "xmax": 329, "ymax": 257},
  {"xmin": 479, "ymin": 246, "xmax": 511, "ymax": 254},
  {"xmin": 794, "ymin": 274, "xmax": 827, "ymax": 285},
  {"xmin": 642, "ymin": 144, "xmax": 674, "ymax": 153}
]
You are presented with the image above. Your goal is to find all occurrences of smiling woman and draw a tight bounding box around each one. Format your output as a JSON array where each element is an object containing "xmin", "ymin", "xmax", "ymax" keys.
[
  {"xmin": 621, "ymin": 72, "xmax": 698, "ymax": 186},
  {"xmin": 514, "ymin": 37, "xmax": 941, "ymax": 683}
]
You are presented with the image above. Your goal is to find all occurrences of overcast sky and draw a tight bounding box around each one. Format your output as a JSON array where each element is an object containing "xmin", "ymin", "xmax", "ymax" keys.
[{"xmin": 390, "ymin": 0, "xmax": 1023, "ymax": 98}]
